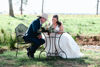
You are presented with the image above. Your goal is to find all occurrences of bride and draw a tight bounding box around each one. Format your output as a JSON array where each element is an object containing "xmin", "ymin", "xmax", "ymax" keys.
[{"xmin": 44, "ymin": 15, "xmax": 84, "ymax": 59}]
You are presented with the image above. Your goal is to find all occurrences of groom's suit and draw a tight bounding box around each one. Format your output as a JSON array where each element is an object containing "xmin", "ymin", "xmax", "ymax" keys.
[{"xmin": 23, "ymin": 18, "xmax": 45, "ymax": 57}]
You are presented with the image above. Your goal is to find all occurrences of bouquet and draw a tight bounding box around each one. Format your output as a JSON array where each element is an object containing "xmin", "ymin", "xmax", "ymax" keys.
[{"xmin": 40, "ymin": 22, "xmax": 55, "ymax": 34}]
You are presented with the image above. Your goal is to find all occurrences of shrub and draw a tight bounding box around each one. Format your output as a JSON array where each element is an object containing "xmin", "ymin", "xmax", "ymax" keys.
[
  {"xmin": 0, "ymin": 28, "xmax": 16, "ymax": 49},
  {"xmin": 9, "ymin": 34, "xmax": 16, "ymax": 50}
]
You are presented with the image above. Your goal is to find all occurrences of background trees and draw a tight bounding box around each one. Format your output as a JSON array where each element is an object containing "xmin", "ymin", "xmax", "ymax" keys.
[{"xmin": 8, "ymin": 0, "xmax": 14, "ymax": 17}]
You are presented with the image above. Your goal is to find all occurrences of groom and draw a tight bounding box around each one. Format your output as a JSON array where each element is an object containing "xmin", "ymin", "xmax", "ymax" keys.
[{"xmin": 23, "ymin": 13, "xmax": 48, "ymax": 58}]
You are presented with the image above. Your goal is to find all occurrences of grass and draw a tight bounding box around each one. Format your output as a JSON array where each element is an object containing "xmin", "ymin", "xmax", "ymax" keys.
[
  {"xmin": 60, "ymin": 15, "xmax": 100, "ymax": 35},
  {"xmin": 0, "ymin": 15, "xmax": 100, "ymax": 35},
  {"xmin": 0, "ymin": 15, "xmax": 100, "ymax": 51},
  {"xmin": 0, "ymin": 15, "xmax": 100, "ymax": 67},
  {"xmin": 0, "ymin": 48, "xmax": 100, "ymax": 67},
  {"xmin": 0, "ymin": 15, "xmax": 100, "ymax": 48}
]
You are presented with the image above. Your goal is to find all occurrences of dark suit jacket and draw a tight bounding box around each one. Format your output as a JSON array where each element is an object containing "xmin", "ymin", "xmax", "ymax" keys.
[
  {"xmin": 24, "ymin": 18, "xmax": 41, "ymax": 38},
  {"xmin": 23, "ymin": 18, "xmax": 45, "ymax": 45}
]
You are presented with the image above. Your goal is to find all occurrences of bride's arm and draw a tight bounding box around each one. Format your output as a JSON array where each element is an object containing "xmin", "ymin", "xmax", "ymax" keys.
[
  {"xmin": 58, "ymin": 23, "xmax": 64, "ymax": 34},
  {"xmin": 60, "ymin": 24, "xmax": 64, "ymax": 31}
]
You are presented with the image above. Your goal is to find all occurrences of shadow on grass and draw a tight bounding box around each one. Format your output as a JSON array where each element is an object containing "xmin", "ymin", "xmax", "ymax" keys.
[
  {"xmin": 0, "ymin": 50, "xmax": 99, "ymax": 67},
  {"xmin": 14, "ymin": 17, "xmax": 25, "ymax": 21},
  {"xmin": 16, "ymin": 56, "xmax": 93, "ymax": 67}
]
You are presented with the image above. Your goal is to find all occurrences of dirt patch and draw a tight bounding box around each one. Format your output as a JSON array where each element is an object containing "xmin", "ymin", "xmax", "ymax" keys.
[
  {"xmin": 0, "ymin": 56, "xmax": 16, "ymax": 67},
  {"xmin": 75, "ymin": 35, "xmax": 100, "ymax": 46},
  {"xmin": 20, "ymin": 65, "xmax": 47, "ymax": 67},
  {"xmin": 54, "ymin": 60, "xmax": 87, "ymax": 67}
]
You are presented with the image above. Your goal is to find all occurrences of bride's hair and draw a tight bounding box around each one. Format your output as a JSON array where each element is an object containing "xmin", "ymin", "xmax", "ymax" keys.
[{"xmin": 53, "ymin": 15, "xmax": 61, "ymax": 27}]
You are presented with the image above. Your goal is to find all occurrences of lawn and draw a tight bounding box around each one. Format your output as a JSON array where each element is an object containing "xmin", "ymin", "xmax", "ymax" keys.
[
  {"xmin": 0, "ymin": 15, "xmax": 100, "ymax": 67},
  {"xmin": 0, "ymin": 15, "xmax": 100, "ymax": 47},
  {"xmin": 0, "ymin": 15, "xmax": 100, "ymax": 35},
  {"xmin": 0, "ymin": 47, "xmax": 100, "ymax": 67}
]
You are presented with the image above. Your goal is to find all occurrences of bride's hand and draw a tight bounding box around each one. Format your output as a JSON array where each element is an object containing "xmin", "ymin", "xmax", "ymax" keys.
[
  {"xmin": 57, "ymin": 32, "xmax": 63, "ymax": 34},
  {"xmin": 47, "ymin": 32, "xmax": 51, "ymax": 35}
]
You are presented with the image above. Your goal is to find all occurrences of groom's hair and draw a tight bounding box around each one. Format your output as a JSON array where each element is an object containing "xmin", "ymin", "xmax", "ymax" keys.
[
  {"xmin": 53, "ymin": 15, "xmax": 61, "ymax": 27},
  {"xmin": 38, "ymin": 17, "xmax": 42, "ymax": 19}
]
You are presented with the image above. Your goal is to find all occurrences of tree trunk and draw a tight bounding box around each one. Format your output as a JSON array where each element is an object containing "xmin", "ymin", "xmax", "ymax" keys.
[
  {"xmin": 20, "ymin": 0, "xmax": 23, "ymax": 15},
  {"xmin": 42, "ymin": 0, "xmax": 44, "ymax": 14},
  {"xmin": 96, "ymin": 0, "xmax": 99, "ymax": 15},
  {"xmin": 8, "ymin": 0, "xmax": 14, "ymax": 17}
]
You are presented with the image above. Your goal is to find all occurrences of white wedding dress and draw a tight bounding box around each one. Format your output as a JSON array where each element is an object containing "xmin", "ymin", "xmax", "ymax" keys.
[{"xmin": 43, "ymin": 25, "xmax": 84, "ymax": 59}]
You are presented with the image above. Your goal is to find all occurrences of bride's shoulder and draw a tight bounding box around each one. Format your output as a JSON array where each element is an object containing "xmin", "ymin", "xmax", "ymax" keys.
[{"xmin": 60, "ymin": 22, "xmax": 64, "ymax": 27}]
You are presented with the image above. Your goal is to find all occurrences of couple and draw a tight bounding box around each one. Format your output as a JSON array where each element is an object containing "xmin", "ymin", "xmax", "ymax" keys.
[{"xmin": 23, "ymin": 13, "xmax": 83, "ymax": 59}]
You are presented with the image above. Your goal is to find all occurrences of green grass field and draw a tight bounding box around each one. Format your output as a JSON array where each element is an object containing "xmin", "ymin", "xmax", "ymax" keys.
[
  {"xmin": 0, "ymin": 48, "xmax": 100, "ymax": 67},
  {"xmin": 0, "ymin": 14, "xmax": 100, "ymax": 48},
  {"xmin": 0, "ymin": 15, "xmax": 100, "ymax": 67},
  {"xmin": 0, "ymin": 15, "xmax": 100, "ymax": 35}
]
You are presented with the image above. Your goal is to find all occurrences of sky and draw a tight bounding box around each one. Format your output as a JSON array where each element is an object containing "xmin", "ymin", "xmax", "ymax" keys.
[{"xmin": 0, "ymin": 0, "xmax": 99, "ymax": 14}]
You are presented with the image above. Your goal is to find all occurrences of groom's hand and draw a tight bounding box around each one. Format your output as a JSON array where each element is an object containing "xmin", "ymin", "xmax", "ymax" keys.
[{"xmin": 37, "ymin": 35, "xmax": 42, "ymax": 39}]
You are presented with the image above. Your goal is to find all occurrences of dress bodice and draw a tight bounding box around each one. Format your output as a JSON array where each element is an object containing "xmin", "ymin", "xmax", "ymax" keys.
[{"xmin": 54, "ymin": 25, "xmax": 60, "ymax": 32}]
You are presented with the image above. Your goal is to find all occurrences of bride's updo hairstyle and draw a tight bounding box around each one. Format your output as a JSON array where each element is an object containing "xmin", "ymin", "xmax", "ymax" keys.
[{"xmin": 53, "ymin": 15, "xmax": 61, "ymax": 27}]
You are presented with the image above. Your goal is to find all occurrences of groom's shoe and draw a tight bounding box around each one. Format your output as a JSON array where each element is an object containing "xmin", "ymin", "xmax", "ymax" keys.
[
  {"xmin": 27, "ymin": 51, "xmax": 34, "ymax": 59},
  {"xmin": 30, "ymin": 54, "xmax": 34, "ymax": 59},
  {"xmin": 27, "ymin": 49, "xmax": 34, "ymax": 59}
]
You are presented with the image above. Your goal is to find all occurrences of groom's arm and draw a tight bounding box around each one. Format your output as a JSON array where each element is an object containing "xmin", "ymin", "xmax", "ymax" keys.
[{"xmin": 32, "ymin": 21, "xmax": 41, "ymax": 36}]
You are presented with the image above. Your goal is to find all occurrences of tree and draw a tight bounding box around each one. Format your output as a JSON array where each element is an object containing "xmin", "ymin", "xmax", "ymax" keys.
[
  {"xmin": 8, "ymin": 0, "xmax": 14, "ymax": 17},
  {"xmin": 20, "ymin": 0, "xmax": 28, "ymax": 15},
  {"xmin": 96, "ymin": 0, "xmax": 99, "ymax": 15},
  {"xmin": 42, "ymin": 0, "xmax": 44, "ymax": 14},
  {"xmin": 20, "ymin": 0, "xmax": 23, "ymax": 15}
]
